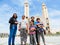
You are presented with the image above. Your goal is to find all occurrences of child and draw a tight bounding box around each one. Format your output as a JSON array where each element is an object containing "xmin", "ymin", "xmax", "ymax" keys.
[
  {"xmin": 36, "ymin": 18, "xmax": 46, "ymax": 45},
  {"xmin": 29, "ymin": 21, "xmax": 36, "ymax": 45}
]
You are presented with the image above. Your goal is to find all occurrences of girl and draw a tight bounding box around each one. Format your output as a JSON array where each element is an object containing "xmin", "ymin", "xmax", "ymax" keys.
[{"xmin": 29, "ymin": 21, "xmax": 36, "ymax": 45}]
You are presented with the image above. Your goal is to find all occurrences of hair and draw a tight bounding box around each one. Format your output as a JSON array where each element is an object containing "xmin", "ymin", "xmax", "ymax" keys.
[
  {"xmin": 31, "ymin": 20, "xmax": 34, "ymax": 23},
  {"xmin": 12, "ymin": 13, "xmax": 17, "ymax": 18},
  {"xmin": 22, "ymin": 15, "xmax": 25, "ymax": 17},
  {"xmin": 26, "ymin": 17, "xmax": 28, "ymax": 19},
  {"xmin": 36, "ymin": 18, "xmax": 40, "ymax": 21},
  {"xmin": 30, "ymin": 21, "xmax": 34, "ymax": 26},
  {"xmin": 31, "ymin": 16, "xmax": 35, "ymax": 19}
]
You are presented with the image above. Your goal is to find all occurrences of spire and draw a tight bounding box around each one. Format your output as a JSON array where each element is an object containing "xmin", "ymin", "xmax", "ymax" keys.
[
  {"xmin": 42, "ymin": 2, "xmax": 48, "ymax": 18},
  {"xmin": 42, "ymin": 2, "xmax": 45, "ymax": 6},
  {"xmin": 25, "ymin": 0, "xmax": 28, "ymax": 3},
  {"xmin": 42, "ymin": 2, "xmax": 50, "ymax": 33},
  {"xmin": 24, "ymin": 0, "xmax": 29, "ymax": 18}
]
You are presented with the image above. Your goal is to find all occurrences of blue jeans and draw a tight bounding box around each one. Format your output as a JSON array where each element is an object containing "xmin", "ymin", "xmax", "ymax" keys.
[{"xmin": 8, "ymin": 25, "xmax": 17, "ymax": 45}]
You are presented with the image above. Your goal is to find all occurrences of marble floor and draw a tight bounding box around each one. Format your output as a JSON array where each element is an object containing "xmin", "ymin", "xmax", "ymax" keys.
[{"xmin": 0, "ymin": 36, "xmax": 60, "ymax": 45}]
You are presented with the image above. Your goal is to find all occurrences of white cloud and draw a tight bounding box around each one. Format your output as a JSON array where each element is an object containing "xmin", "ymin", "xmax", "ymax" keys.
[
  {"xmin": 50, "ymin": 18, "xmax": 60, "ymax": 28},
  {"xmin": 10, "ymin": 0, "xmax": 32, "ymax": 7},
  {"xmin": 0, "ymin": 4, "xmax": 12, "ymax": 12},
  {"xmin": 49, "ymin": 8, "xmax": 60, "ymax": 17},
  {"xmin": 0, "ymin": 4, "xmax": 18, "ymax": 33},
  {"xmin": 0, "ymin": 23, "xmax": 9, "ymax": 33},
  {"xmin": 48, "ymin": 8, "xmax": 60, "ymax": 32},
  {"xmin": 37, "ymin": 0, "xmax": 47, "ymax": 3},
  {"xmin": 0, "ymin": 4, "xmax": 19, "ymax": 19},
  {"xmin": 11, "ymin": 0, "xmax": 24, "ymax": 6}
]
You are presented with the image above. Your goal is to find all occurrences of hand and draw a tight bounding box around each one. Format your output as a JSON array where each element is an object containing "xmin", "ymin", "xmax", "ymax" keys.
[
  {"xmin": 27, "ymin": 31, "xmax": 30, "ymax": 35},
  {"xmin": 44, "ymin": 30, "xmax": 46, "ymax": 35},
  {"xmin": 18, "ymin": 28, "xmax": 21, "ymax": 31},
  {"xmin": 15, "ymin": 22, "xmax": 18, "ymax": 24},
  {"xmin": 26, "ymin": 28, "xmax": 29, "ymax": 30},
  {"xmin": 30, "ymin": 27, "xmax": 35, "ymax": 30},
  {"xmin": 28, "ymin": 32, "xmax": 30, "ymax": 35}
]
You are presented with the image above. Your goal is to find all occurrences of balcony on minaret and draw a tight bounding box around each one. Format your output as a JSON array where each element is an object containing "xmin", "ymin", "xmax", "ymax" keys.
[{"xmin": 24, "ymin": 0, "xmax": 29, "ymax": 18}]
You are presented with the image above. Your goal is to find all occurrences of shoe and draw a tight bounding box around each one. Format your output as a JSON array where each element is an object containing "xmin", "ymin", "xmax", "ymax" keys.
[{"xmin": 37, "ymin": 43, "xmax": 40, "ymax": 45}]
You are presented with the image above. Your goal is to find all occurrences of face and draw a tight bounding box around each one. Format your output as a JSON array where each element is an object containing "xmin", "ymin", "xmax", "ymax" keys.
[
  {"xmin": 13, "ymin": 13, "xmax": 17, "ymax": 18},
  {"xmin": 31, "ymin": 17, "xmax": 34, "ymax": 20},
  {"xmin": 37, "ymin": 19, "xmax": 40, "ymax": 22},
  {"xmin": 30, "ymin": 21, "xmax": 33, "ymax": 25},
  {"xmin": 14, "ymin": 15, "xmax": 17, "ymax": 18},
  {"xmin": 22, "ymin": 16, "xmax": 25, "ymax": 19},
  {"xmin": 40, "ymin": 24, "xmax": 43, "ymax": 28}
]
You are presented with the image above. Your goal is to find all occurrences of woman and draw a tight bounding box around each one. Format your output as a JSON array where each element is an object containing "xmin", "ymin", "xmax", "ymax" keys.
[{"xmin": 8, "ymin": 13, "xmax": 18, "ymax": 45}]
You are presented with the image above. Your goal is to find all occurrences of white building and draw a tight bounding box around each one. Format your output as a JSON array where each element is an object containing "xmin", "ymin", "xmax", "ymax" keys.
[{"xmin": 24, "ymin": 0, "xmax": 50, "ymax": 33}]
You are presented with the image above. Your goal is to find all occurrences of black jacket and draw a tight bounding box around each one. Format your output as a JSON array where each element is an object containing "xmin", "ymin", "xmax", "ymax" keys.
[{"xmin": 9, "ymin": 17, "xmax": 17, "ymax": 25}]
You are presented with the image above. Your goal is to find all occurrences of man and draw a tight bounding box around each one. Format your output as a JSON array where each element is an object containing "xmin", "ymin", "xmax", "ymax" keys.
[
  {"xmin": 8, "ymin": 13, "xmax": 18, "ymax": 45},
  {"xmin": 19, "ymin": 15, "xmax": 28, "ymax": 45}
]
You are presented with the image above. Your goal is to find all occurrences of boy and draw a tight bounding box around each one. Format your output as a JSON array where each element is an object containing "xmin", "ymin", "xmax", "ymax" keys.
[{"xmin": 35, "ymin": 18, "xmax": 46, "ymax": 45}]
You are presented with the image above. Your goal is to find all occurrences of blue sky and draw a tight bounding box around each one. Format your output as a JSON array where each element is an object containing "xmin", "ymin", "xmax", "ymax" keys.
[{"xmin": 0, "ymin": 0, "xmax": 60, "ymax": 33}]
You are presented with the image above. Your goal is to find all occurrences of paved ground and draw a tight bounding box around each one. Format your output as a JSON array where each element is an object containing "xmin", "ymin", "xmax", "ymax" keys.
[{"xmin": 0, "ymin": 36, "xmax": 60, "ymax": 45}]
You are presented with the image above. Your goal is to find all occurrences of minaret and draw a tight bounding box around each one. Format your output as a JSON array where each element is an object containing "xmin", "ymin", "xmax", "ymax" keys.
[
  {"xmin": 42, "ymin": 3, "xmax": 50, "ymax": 33},
  {"xmin": 24, "ymin": 0, "xmax": 29, "ymax": 18}
]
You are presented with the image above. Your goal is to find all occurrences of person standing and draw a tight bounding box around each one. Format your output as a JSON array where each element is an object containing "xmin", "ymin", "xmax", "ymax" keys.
[
  {"xmin": 31, "ymin": 16, "xmax": 35, "ymax": 25},
  {"xmin": 19, "ymin": 15, "xmax": 28, "ymax": 45},
  {"xmin": 35, "ymin": 18, "xmax": 46, "ymax": 45},
  {"xmin": 29, "ymin": 21, "xmax": 36, "ymax": 45},
  {"xmin": 8, "ymin": 13, "xmax": 18, "ymax": 45}
]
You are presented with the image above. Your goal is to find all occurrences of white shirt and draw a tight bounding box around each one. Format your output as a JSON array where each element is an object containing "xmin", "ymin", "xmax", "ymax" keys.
[{"xmin": 20, "ymin": 19, "xmax": 28, "ymax": 28}]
